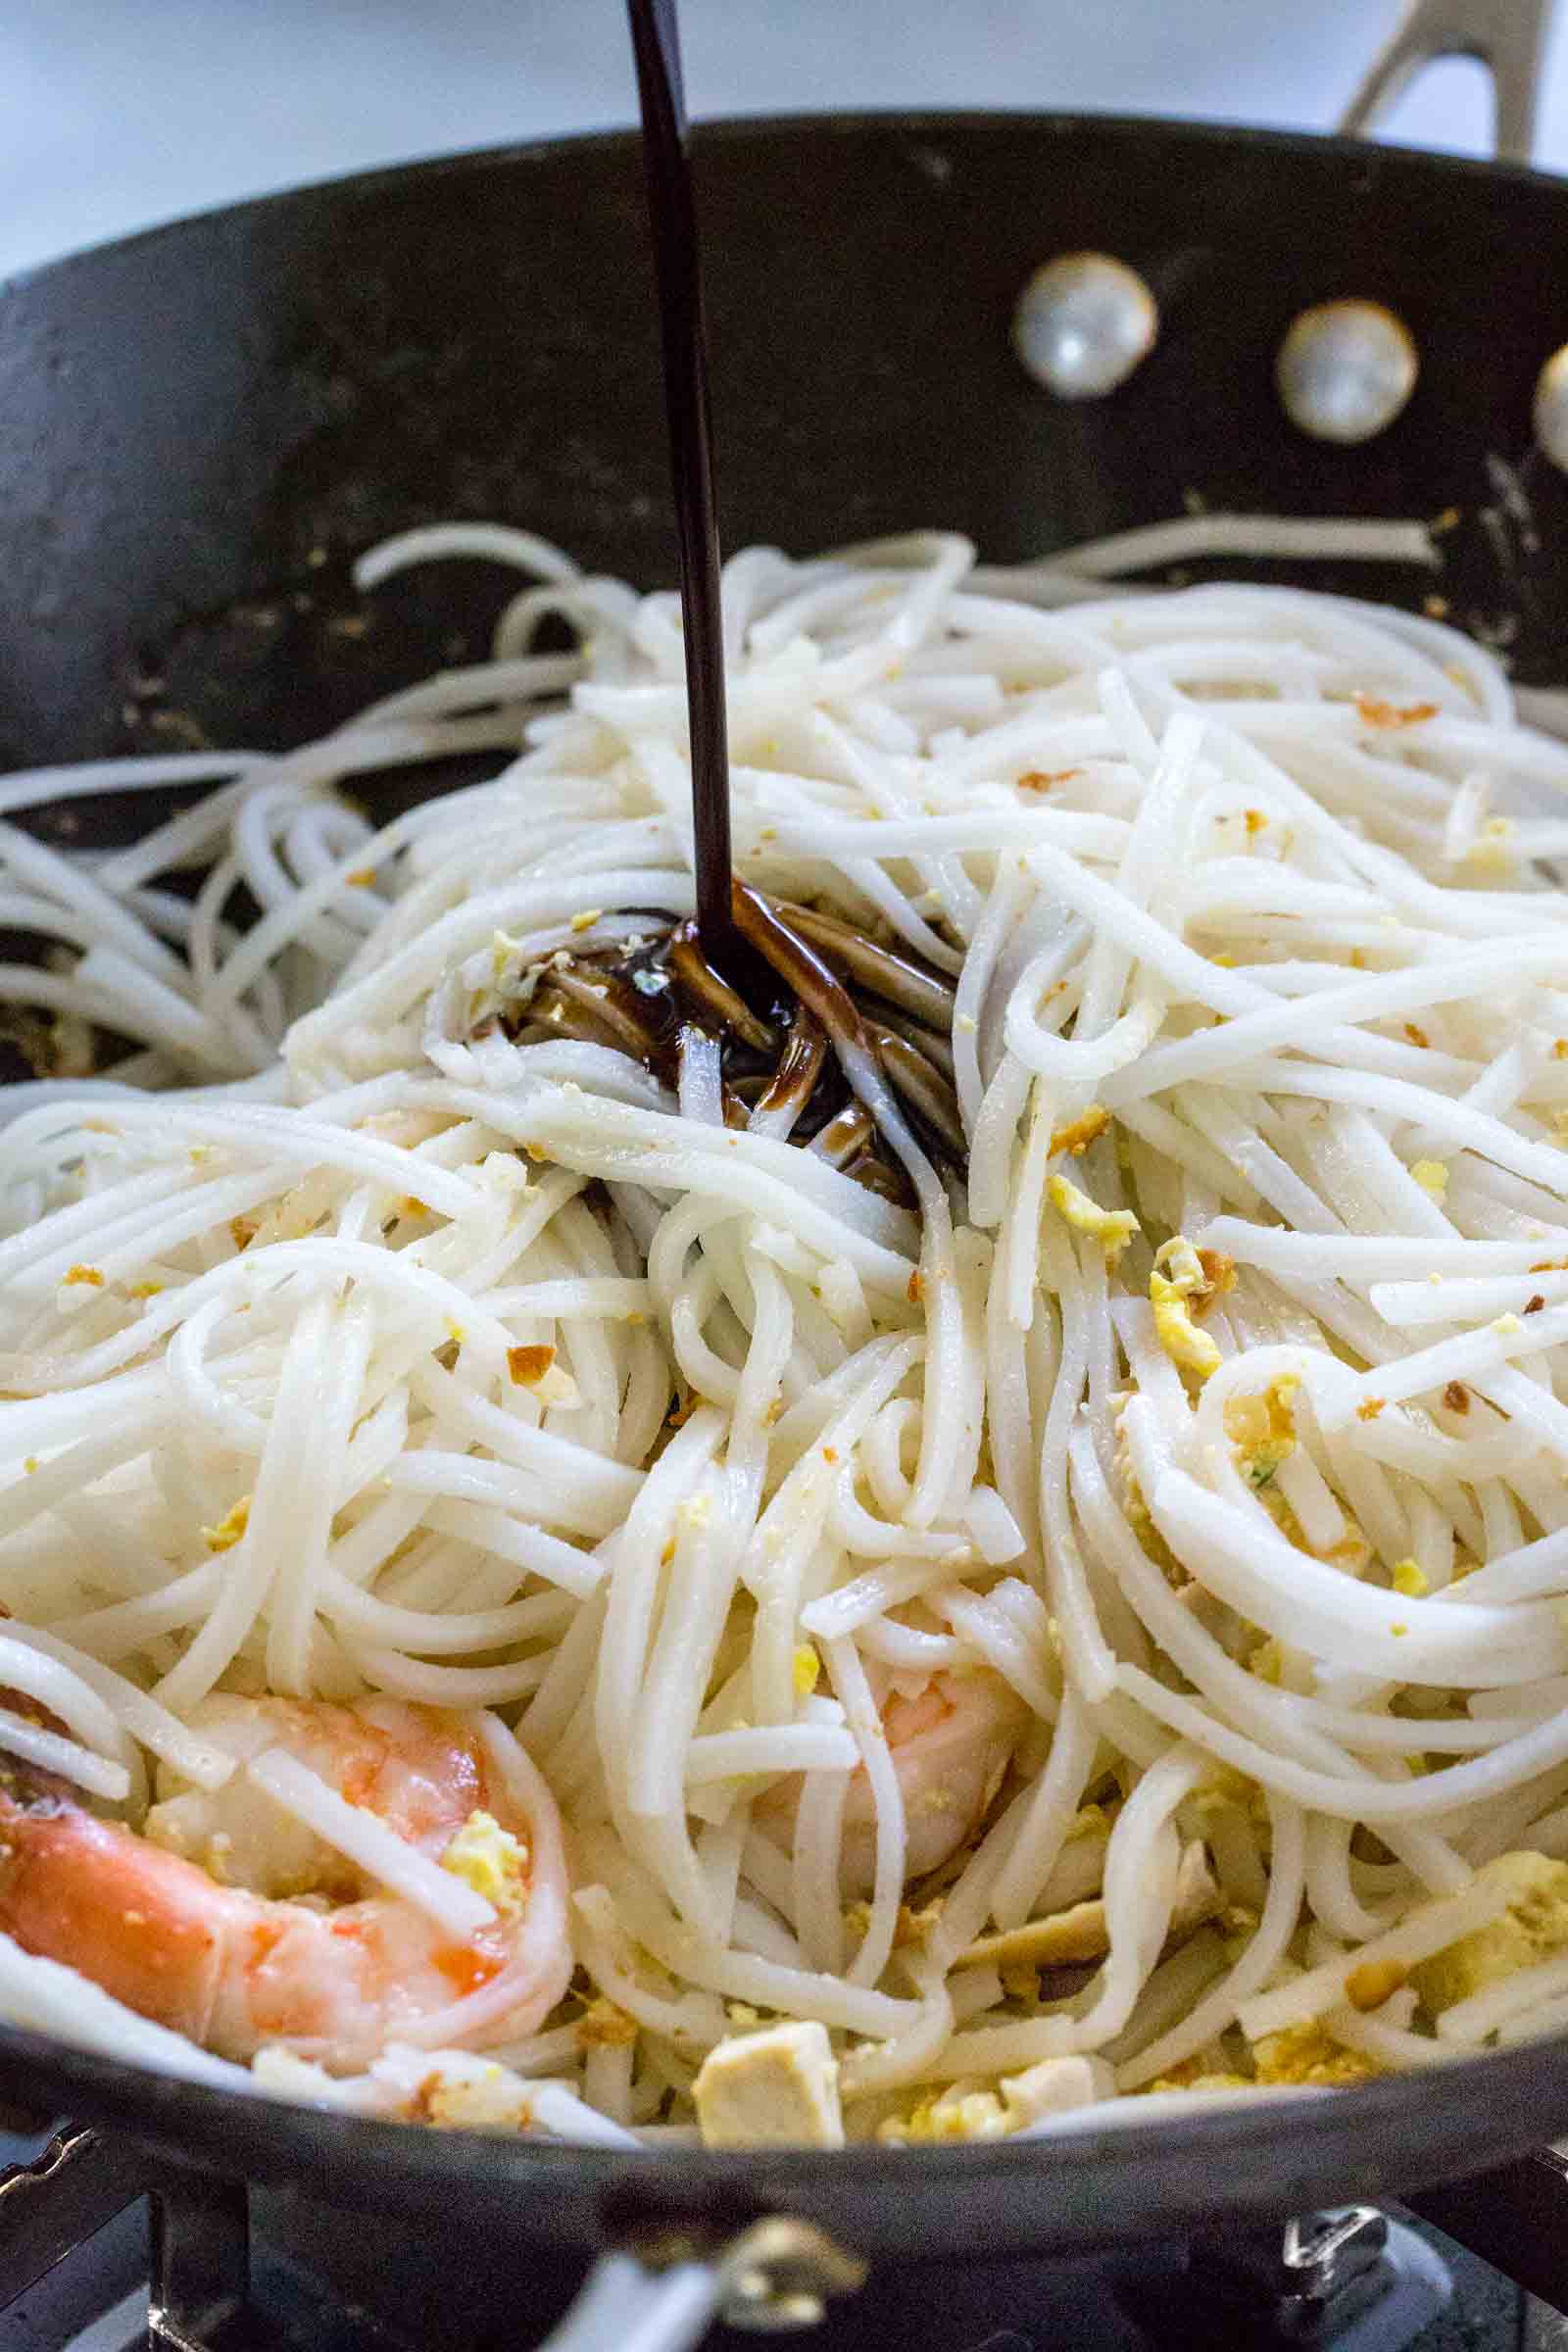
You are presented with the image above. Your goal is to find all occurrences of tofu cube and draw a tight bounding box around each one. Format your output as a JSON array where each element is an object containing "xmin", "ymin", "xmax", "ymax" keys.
[
  {"xmin": 1001, "ymin": 2053, "xmax": 1114, "ymax": 2130},
  {"xmin": 693, "ymin": 2020, "xmax": 845, "ymax": 2150}
]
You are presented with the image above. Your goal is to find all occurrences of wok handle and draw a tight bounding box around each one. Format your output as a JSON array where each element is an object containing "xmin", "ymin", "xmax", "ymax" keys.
[
  {"xmin": 1338, "ymin": 0, "xmax": 1555, "ymax": 164},
  {"xmin": 531, "ymin": 2253, "xmax": 723, "ymax": 2352},
  {"xmin": 532, "ymin": 2220, "xmax": 868, "ymax": 2351}
]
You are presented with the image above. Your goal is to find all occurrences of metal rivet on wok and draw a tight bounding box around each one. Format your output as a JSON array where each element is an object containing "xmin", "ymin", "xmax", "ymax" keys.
[
  {"xmin": 1533, "ymin": 343, "xmax": 1568, "ymax": 473},
  {"xmin": 628, "ymin": 2216, "xmax": 867, "ymax": 2333},
  {"xmin": 717, "ymin": 2218, "xmax": 869, "ymax": 2332},
  {"xmin": 1276, "ymin": 299, "xmax": 1418, "ymax": 445},
  {"xmin": 1011, "ymin": 253, "xmax": 1158, "ymax": 400}
]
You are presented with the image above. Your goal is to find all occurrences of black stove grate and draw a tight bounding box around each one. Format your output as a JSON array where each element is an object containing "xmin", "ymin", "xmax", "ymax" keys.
[{"xmin": 0, "ymin": 2123, "xmax": 1561, "ymax": 2352}]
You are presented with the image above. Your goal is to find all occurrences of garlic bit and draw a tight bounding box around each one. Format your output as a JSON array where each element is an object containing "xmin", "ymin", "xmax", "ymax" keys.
[
  {"xmin": 1276, "ymin": 300, "xmax": 1417, "ymax": 446},
  {"xmin": 1012, "ymin": 253, "xmax": 1158, "ymax": 401},
  {"xmin": 1533, "ymin": 344, "xmax": 1568, "ymax": 475}
]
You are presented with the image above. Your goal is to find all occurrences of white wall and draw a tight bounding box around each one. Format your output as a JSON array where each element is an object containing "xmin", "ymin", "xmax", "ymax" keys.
[{"xmin": 2, "ymin": 0, "xmax": 1565, "ymax": 281}]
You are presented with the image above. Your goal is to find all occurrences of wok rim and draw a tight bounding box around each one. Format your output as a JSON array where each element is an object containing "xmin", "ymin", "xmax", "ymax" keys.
[
  {"xmin": 3, "ymin": 109, "xmax": 1568, "ymax": 2251},
  {"xmin": 5, "ymin": 104, "xmax": 1567, "ymax": 301},
  {"xmin": 5, "ymin": 1992, "xmax": 1568, "ymax": 2250}
]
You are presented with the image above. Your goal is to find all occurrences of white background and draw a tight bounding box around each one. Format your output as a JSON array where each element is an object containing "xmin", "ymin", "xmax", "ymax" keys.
[{"xmin": 3, "ymin": 0, "xmax": 1567, "ymax": 282}]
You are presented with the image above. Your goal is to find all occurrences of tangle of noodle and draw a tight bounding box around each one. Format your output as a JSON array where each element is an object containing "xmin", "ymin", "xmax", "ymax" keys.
[{"xmin": 5, "ymin": 519, "xmax": 1568, "ymax": 2143}]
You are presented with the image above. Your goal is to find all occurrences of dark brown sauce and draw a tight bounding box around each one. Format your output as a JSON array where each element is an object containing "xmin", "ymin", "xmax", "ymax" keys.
[{"xmin": 508, "ymin": 894, "xmax": 961, "ymax": 1202}]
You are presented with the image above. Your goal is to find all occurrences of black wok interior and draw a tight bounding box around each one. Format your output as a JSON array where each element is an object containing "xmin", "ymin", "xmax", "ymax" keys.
[
  {"xmin": 4, "ymin": 113, "xmax": 1568, "ymax": 2255},
  {"xmin": 6, "ymin": 114, "xmax": 1568, "ymax": 769}
]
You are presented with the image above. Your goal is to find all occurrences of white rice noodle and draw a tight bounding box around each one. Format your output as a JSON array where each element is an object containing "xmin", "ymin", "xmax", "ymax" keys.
[
  {"xmin": 1238, "ymin": 1881, "xmax": 1514, "ymax": 2040},
  {"xmin": 0, "ymin": 1934, "xmax": 254, "ymax": 2091},
  {"xmin": 244, "ymin": 1747, "xmax": 496, "ymax": 1937},
  {"xmin": 5, "ymin": 520, "xmax": 1568, "ymax": 2134}
]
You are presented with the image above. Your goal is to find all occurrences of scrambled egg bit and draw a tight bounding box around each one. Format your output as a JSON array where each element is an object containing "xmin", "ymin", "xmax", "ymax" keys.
[
  {"xmin": 1048, "ymin": 1175, "xmax": 1139, "ymax": 1263},
  {"xmin": 1224, "ymin": 1374, "xmax": 1298, "ymax": 1491},
  {"xmin": 417, "ymin": 2058, "xmax": 534, "ymax": 2132},
  {"xmin": 506, "ymin": 1344, "xmax": 582, "ymax": 1408},
  {"xmin": 1250, "ymin": 2026, "xmax": 1384, "ymax": 2087},
  {"xmin": 1048, "ymin": 1103, "xmax": 1112, "ymax": 1159},
  {"xmin": 694, "ymin": 2020, "xmax": 845, "ymax": 2150},
  {"xmin": 201, "ymin": 1495, "xmax": 252, "ymax": 1553},
  {"xmin": 576, "ymin": 1997, "xmax": 639, "ymax": 2049},
  {"xmin": 879, "ymin": 2055, "xmax": 1113, "ymax": 2145},
  {"xmin": 1149, "ymin": 2067, "xmax": 1252, "ymax": 2094},
  {"xmin": 1413, "ymin": 1852, "xmax": 1568, "ymax": 2015},
  {"xmin": 1150, "ymin": 1237, "xmax": 1224, "ymax": 1382},
  {"xmin": 441, "ymin": 1811, "xmax": 530, "ymax": 1917}
]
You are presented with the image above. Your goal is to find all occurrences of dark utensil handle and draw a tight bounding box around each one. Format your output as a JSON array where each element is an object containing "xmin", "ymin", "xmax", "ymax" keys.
[
  {"xmin": 624, "ymin": 0, "xmax": 736, "ymax": 969},
  {"xmin": 1339, "ymin": 0, "xmax": 1555, "ymax": 163}
]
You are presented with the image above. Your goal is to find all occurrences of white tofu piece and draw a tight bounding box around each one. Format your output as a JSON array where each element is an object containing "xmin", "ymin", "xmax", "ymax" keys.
[
  {"xmin": 1000, "ymin": 2053, "xmax": 1114, "ymax": 2129},
  {"xmin": 693, "ymin": 2020, "xmax": 845, "ymax": 2150}
]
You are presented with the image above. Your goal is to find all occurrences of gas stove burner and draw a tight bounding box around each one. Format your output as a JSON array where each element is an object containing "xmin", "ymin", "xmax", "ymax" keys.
[{"xmin": 0, "ymin": 2122, "xmax": 1559, "ymax": 2352}]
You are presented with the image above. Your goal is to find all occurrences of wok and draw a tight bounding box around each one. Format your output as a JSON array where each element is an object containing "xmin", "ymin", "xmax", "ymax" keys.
[{"xmin": 3, "ymin": 0, "xmax": 1568, "ymax": 2340}]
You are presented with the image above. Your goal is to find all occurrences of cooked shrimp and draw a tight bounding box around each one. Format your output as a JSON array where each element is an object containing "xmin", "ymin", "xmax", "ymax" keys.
[
  {"xmin": 762, "ymin": 1667, "xmax": 1027, "ymax": 1896},
  {"xmin": 0, "ymin": 1696, "xmax": 571, "ymax": 2072}
]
